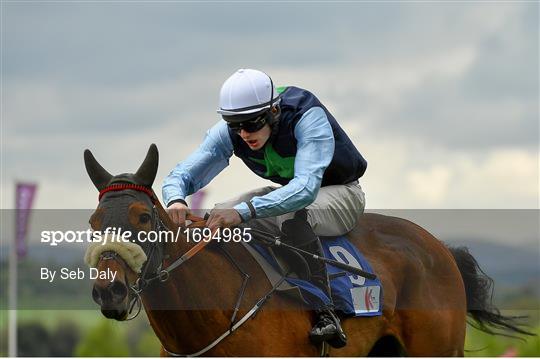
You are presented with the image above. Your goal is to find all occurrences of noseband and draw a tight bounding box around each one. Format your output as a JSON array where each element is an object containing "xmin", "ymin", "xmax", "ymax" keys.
[
  {"xmin": 95, "ymin": 183, "xmax": 209, "ymax": 320},
  {"xmin": 94, "ymin": 182, "xmax": 292, "ymax": 357},
  {"xmin": 96, "ymin": 250, "xmax": 143, "ymax": 320}
]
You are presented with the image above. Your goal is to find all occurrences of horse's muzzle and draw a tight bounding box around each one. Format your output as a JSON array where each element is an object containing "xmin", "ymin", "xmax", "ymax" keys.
[
  {"xmin": 100, "ymin": 308, "xmax": 128, "ymax": 321},
  {"xmin": 92, "ymin": 280, "xmax": 129, "ymax": 320}
]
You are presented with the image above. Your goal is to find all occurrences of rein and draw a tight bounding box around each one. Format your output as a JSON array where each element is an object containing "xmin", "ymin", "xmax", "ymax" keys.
[
  {"xmin": 96, "ymin": 183, "xmax": 286, "ymax": 357},
  {"xmin": 97, "ymin": 183, "xmax": 213, "ymax": 300}
]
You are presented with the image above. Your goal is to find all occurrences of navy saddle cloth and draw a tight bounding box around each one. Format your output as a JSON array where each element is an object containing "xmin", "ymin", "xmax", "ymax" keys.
[{"xmin": 249, "ymin": 235, "xmax": 383, "ymax": 317}]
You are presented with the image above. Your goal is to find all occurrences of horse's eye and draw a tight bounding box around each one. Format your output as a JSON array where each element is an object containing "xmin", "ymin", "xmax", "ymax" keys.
[{"xmin": 139, "ymin": 213, "xmax": 151, "ymax": 224}]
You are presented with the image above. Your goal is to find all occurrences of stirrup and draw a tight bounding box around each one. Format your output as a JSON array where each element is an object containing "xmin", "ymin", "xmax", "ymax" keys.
[{"xmin": 309, "ymin": 309, "xmax": 347, "ymax": 349}]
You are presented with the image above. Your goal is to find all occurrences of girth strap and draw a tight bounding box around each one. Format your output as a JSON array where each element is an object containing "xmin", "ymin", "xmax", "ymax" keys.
[{"xmin": 163, "ymin": 275, "xmax": 288, "ymax": 357}]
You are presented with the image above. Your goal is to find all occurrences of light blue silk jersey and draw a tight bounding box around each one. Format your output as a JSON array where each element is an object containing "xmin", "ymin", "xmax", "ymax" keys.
[{"xmin": 162, "ymin": 107, "xmax": 335, "ymax": 221}]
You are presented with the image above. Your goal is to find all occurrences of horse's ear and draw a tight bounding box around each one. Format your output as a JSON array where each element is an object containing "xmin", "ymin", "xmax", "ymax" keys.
[
  {"xmin": 84, "ymin": 149, "xmax": 113, "ymax": 191},
  {"xmin": 135, "ymin": 144, "xmax": 159, "ymax": 187}
]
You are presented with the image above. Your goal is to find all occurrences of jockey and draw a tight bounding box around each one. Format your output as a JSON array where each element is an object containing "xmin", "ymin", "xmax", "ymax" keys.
[{"xmin": 163, "ymin": 68, "xmax": 367, "ymax": 348}]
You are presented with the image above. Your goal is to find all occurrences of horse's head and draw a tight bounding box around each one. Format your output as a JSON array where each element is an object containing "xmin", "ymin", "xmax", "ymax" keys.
[{"xmin": 84, "ymin": 144, "xmax": 162, "ymax": 320}]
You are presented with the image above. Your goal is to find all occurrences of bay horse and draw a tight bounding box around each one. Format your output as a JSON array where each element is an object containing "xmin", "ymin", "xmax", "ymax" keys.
[{"xmin": 84, "ymin": 144, "xmax": 529, "ymax": 356}]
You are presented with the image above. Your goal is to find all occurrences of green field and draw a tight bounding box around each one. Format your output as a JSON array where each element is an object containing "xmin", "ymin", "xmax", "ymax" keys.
[{"xmin": 465, "ymin": 325, "xmax": 540, "ymax": 356}]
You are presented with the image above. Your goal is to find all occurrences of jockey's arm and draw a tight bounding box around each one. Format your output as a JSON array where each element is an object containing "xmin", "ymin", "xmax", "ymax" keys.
[
  {"xmin": 234, "ymin": 107, "xmax": 335, "ymax": 221},
  {"xmin": 162, "ymin": 121, "xmax": 233, "ymax": 207}
]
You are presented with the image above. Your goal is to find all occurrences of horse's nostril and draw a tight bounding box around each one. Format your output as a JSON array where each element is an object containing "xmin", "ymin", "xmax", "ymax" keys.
[
  {"xmin": 93, "ymin": 284, "xmax": 112, "ymax": 303},
  {"xmin": 109, "ymin": 281, "xmax": 128, "ymax": 300}
]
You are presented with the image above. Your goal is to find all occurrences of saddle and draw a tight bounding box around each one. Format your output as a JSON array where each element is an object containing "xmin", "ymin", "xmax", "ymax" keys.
[
  {"xmin": 264, "ymin": 243, "xmax": 312, "ymax": 280},
  {"xmin": 241, "ymin": 235, "xmax": 383, "ymax": 317}
]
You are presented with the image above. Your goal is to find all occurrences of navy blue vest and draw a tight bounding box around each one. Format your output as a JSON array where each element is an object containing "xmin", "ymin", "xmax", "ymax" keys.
[{"xmin": 228, "ymin": 86, "xmax": 367, "ymax": 187}]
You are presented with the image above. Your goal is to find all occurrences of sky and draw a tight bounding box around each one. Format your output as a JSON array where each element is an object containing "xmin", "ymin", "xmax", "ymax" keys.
[{"xmin": 1, "ymin": 1, "xmax": 538, "ymax": 216}]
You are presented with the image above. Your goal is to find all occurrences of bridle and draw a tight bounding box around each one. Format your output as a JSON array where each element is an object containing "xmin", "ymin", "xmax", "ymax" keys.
[
  {"xmin": 97, "ymin": 250, "xmax": 144, "ymax": 320},
  {"xmin": 93, "ymin": 183, "xmax": 293, "ymax": 356},
  {"xmin": 95, "ymin": 183, "xmax": 210, "ymax": 320}
]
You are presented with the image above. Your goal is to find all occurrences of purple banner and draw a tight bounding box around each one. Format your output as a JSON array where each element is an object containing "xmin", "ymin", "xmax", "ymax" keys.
[{"xmin": 15, "ymin": 182, "xmax": 37, "ymax": 258}]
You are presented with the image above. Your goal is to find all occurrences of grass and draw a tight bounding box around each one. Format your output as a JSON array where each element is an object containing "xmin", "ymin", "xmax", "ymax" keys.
[{"xmin": 465, "ymin": 322, "xmax": 540, "ymax": 357}]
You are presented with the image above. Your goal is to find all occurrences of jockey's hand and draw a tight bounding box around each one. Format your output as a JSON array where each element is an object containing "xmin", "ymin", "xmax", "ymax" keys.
[
  {"xmin": 166, "ymin": 202, "xmax": 190, "ymax": 227},
  {"xmin": 206, "ymin": 208, "xmax": 242, "ymax": 232}
]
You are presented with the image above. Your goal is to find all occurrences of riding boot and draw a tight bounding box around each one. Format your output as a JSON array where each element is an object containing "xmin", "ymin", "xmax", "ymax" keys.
[
  {"xmin": 281, "ymin": 210, "xmax": 347, "ymax": 349},
  {"xmin": 305, "ymin": 239, "xmax": 347, "ymax": 348}
]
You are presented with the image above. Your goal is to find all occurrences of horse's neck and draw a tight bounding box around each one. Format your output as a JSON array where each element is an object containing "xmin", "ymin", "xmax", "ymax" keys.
[{"xmin": 144, "ymin": 239, "xmax": 257, "ymax": 354}]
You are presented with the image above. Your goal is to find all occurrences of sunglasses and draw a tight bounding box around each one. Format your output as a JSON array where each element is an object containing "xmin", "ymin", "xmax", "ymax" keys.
[{"xmin": 227, "ymin": 114, "xmax": 268, "ymax": 133}]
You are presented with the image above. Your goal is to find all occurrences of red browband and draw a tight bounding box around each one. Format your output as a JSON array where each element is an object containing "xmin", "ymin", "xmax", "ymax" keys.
[{"xmin": 98, "ymin": 184, "xmax": 156, "ymax": 202}]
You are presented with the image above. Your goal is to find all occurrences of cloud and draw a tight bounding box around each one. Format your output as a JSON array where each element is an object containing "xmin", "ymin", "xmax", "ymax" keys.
[
  {"xmin": 359, "ymin": 134, "xmax": 538, "ymax": 209},
  {"xmin": 407, "ymin": 165, "xmax": 452, "ymax": 205},
  {"xmin": 1, "ymin": 2, "xmax": 537, "ymax": 212}
]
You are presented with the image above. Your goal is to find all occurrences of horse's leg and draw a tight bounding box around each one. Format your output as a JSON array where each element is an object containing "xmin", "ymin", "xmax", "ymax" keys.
[
  {"xmin": 397, "ymin": 309, "xmax": 466, "ymax": 357},
  {"xmin": 329, "ymin": 315, "xmax": 389, "ymax": 356},
  {"xmin": 396, "ymin": 272, "xmax": 467, "ymax": 356},
  {"xmin": 320, "ymin": 255, "xmax": 402, "ymax": 357},
  {"xmin": 348, "ymin": 214, "xmax": 469, "ymax": 357}
]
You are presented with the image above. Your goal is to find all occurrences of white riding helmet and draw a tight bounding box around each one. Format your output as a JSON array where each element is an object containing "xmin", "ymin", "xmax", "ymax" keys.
[{"xmin": 217, "ymin": 69, "xmax": 279, "ymax": 116}]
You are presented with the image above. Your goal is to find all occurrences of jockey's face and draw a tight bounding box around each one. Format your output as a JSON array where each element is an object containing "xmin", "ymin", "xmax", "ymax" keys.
[{"xmin": 239, "ymin": 124, "xmax": 272, "ymax": 150}]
